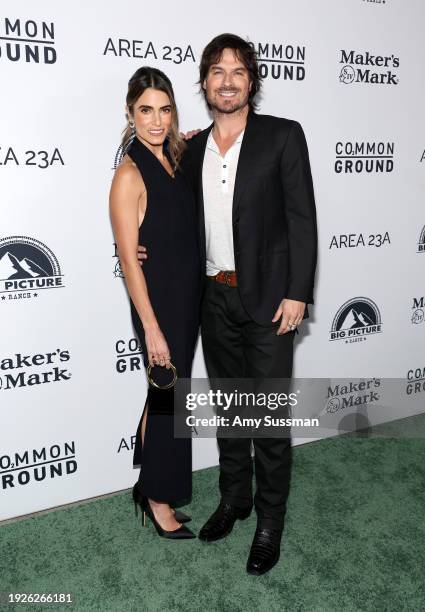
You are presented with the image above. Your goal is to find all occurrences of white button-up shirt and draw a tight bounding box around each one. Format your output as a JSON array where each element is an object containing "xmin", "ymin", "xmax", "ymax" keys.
[{"xmin": 202, "ymin": 129, "xmax": 245, "ymax": 276}]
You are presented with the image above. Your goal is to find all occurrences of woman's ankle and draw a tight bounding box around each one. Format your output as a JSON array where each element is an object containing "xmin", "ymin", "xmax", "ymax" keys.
[{"xmin": 148, "ymin": 498, "xmax": 170, "ymax": 511}]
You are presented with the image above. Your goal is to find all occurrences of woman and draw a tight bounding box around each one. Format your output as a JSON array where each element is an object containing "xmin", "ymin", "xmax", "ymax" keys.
[{"xmin": 109, "ymin": 67, "xmax": 200, "ymax": 539}]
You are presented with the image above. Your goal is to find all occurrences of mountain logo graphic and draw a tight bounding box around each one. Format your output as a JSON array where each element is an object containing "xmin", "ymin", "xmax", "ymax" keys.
[
  {"xmin": 418, "ymin": 225, "xmax": 425, "ymax": 253},
  {"xmin": 330, "ymin": 297, "xmax": 382, "ymax": 342},
  {"xmin": 0, "ymin": 236, "xmax": 64, "ymax": 300},
  {"xmin": 112, "ymin": 242, "xmax": 124, "ymax": 278}
]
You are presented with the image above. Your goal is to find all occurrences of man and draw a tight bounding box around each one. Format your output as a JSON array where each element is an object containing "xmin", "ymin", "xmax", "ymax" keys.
[{"xmin": 140, "ymin": 33, "xmax": 317, "ymax": 575}]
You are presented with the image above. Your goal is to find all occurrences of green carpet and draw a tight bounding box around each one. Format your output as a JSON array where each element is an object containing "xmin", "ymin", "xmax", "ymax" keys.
[{"xmin": 1, "ymin": 415, "xmax": 425, "ymax": 612}]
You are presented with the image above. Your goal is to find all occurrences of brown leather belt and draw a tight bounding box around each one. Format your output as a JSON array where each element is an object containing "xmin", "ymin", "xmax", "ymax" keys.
[{"xmin": 207, "ymin": 270, "xmax": 238, "ymax": 287}]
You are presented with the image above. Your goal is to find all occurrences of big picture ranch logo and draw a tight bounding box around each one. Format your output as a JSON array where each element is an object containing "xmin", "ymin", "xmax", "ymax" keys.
[
  {"xmin": 113, "ymin": 242, "xmax": 124, "ymax": 277},
  {"xmin": 0, "ymin": 17, "xmax": 56, "ymax": 64},
  {"xmin": 339, "ymin": 49, "xmax": 399, "ymax": 85},
  {"xmin": 0, "ymin": 236, "xmax": 64, "ymax": 302},
  {"xmin": 330, "ymin": 297, "xmax": 382, "ymax": 343},
  {"xmin": 418, "ymin": 225, "xmax": 425, "ymax": 253}
]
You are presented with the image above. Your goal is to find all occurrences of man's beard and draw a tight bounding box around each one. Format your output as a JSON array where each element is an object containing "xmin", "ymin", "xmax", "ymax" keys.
[{"xmin": 207, "ymin": 88, "xmax": 249, "ymax": 114}]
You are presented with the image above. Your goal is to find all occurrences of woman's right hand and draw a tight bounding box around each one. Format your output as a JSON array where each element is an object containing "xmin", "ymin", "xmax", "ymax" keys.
[{"xmin": 144, "ymin": 325, "xmax": 171, "ymax": 369}]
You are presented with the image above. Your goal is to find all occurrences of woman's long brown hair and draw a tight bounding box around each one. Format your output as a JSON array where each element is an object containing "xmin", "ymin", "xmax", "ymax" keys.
[{"xmin": 122, "ymin": 66, "xmax": 186, "ymax": 169}]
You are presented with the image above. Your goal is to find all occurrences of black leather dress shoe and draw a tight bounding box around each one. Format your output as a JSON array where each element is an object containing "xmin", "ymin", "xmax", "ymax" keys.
[
  {"xmin": 246, "ymin": 527, "xmax": 282, "ymax": 575},
  {"xmin": 198, "ymin": 502, "xmax": 252, "ymax": 542}
]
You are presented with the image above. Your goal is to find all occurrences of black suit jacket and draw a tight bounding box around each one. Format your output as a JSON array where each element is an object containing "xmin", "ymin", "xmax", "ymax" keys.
[{"xmin": 181, "ymin": 110, "xmax": 318, "ymax": 326}]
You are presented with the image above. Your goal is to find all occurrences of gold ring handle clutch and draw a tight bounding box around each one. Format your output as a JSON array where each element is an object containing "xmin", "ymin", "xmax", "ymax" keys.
[{"xmin": 147, "ymin": 361, "xmax": 177, "ymax": 389}]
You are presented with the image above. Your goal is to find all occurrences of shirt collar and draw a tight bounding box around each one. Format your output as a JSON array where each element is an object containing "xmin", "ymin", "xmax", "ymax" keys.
[{"xmin": 206, "ymin": 128, "xmax": 245, "ymax": 153}]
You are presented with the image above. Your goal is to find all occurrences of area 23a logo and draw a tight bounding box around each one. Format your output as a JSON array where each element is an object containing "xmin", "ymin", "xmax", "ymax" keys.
[
  {"xmin": 0, "ymin": 236, "xmax": 64, "ymax": 302},
  {"xmin": 330, "ymin": 297, "xmax": 382, "ymax": 343}
]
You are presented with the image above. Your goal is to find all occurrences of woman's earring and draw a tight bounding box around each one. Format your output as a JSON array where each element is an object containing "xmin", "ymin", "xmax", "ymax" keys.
[{"xmin": 113, "ymin": 120, "xmax": 136, "ymax": 169}]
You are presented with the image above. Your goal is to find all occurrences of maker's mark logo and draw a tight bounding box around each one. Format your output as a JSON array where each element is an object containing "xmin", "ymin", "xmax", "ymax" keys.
[
  {"xmin": 339, "ymin": 65, "xmax": 356, "ymax": 84},
  {"xmin": 418, "ymin": 225, "xmax": 425, "ymax": 254},
  {"xmin": 324, "ymin": 379, "xmax": 381, "ymax": 414},
  {"xmin": 330, "ymin": 297, "xmax": 382, "ymax": 343},
  {"xmin": 411, "ymin": 296, "xmax": 424, "ymax": 325},
  {"xmin": 0, "ymin": 236, "xmax": 64, "ymax": 302},
  {"xmin": 326, "ymin": 397, "xmax": 340, "ymax": 414},
  {"xmin": 339, "ymin": 49, "xmax": 399, "ymax": 85},
  {"xmin": 0, "ymin": 348, "xmax": 71, "ymax": 391}
]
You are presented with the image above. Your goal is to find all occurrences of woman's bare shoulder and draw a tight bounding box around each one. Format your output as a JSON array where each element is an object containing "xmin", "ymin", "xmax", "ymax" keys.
[{"xmin": 113, "ymin": 155, "xmax": 143, "ymax": 181}]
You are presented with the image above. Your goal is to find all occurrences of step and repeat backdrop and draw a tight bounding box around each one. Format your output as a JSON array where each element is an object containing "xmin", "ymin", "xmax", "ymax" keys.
[{"xmin": 1, "ymin": 0, "xmax": 424, "ymax": 521}]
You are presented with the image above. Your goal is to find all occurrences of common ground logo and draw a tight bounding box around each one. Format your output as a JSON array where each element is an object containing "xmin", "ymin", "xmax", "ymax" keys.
[
  {"xmin": 0, "ymin": 441, "xmax": 77, "ymax": 490},
  {"xmin": 411, "ymin": 296, "xmax": 424, "ymax": 325},
  {"xmin": 418, "ymin": 225, "xmax": 425, "ymax": 253},
  {"xmin": 330, "ymin": 297, "xmax": 382, "ymax": 343},
  {"xmin": 115, "ymin": 338, "xmax": 143, "ymax": 374},
  {"xmin": 339, "ymin": 49, "xmax": 399, "ymax": 85},
  {"xmin": 112, "ymin": 242, "xmax": 124, "ymax": 277},
  {"xmin": 0, "ymin": 236, "xmax": 64, "ymax": 302},
  {"xmin": 335, "ymin": 141, "xmax": 394, "ymax": 173},
  {"xmin": 103, "ymin": 37, "xmax": 195, "ymax": 64},
  {"xmin": 406, "ymin": 366, "xmax": 425, "ymax": 396},
  {"xmin": 0, "ymin": 17, "xmax": 56, "ymax": 64},
  {"xmin": 0, "ymin": 349, "xmax": 71, "ymax": 391},
  {"xmin": 325, "ymin": 379, "xmax": 381, "ymax": 414},
  {"xmin": 251, "ymin": 42, "xmax": 306, "ymax": 81}
]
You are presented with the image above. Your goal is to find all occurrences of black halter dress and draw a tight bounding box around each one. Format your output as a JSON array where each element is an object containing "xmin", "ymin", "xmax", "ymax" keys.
[{"xmin": 127, "ymin": 136, "xmax": 201, "ymax": 504}]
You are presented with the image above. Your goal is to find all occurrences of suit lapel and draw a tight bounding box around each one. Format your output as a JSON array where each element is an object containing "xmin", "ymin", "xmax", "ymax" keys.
[
  {"xmin": 195, "ymin": 123, "xmax": 213, "ymax": 264},
  {"xmin": 232, "ymin": 111, "xmax": 261, "ymax": 220}
]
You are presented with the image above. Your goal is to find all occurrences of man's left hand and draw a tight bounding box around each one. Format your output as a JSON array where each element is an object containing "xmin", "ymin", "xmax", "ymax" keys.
[{"xmin": 272, "ymin": 299, "xmax": 306, "ymax": 335}]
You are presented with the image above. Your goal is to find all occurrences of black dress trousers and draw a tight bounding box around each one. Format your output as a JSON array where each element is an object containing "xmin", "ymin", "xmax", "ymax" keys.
[{"xmin": 201, "ymin": 278, "xmax": 295, "ymax": 531}]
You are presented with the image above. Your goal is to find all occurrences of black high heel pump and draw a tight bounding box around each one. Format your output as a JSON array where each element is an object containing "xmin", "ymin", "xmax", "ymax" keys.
[
  {"xmin": 132, "ymin": 484, "xmax": 195, "ymax": 539},
  {"xmin": 132, "ymin": 483, "xmax": 191, "ymax": 523}
]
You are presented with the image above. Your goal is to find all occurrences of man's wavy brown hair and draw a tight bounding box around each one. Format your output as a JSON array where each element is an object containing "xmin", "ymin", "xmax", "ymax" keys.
[{"xmin": 198, "ymin": 33, "xmax": 262, "ymax": 110}]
